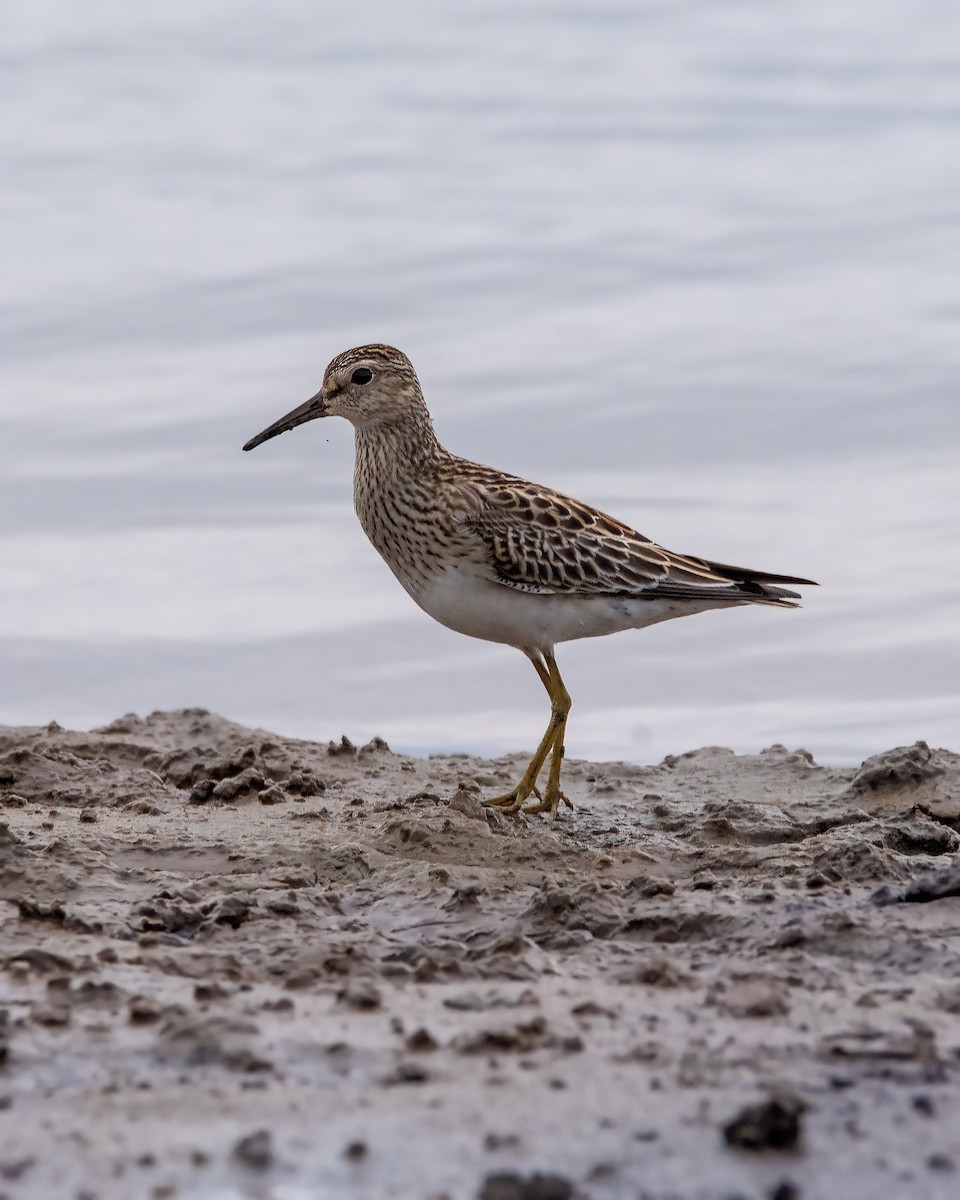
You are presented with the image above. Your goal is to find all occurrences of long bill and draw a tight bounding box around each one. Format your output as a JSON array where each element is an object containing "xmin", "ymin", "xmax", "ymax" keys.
[{"xmin": 242, "ymin": 389, "xmax": 327, "ymax": 452}]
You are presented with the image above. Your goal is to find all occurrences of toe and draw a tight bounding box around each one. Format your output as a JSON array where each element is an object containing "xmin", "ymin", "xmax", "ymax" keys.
[{"xmin": 484, "ymin": 791, "xmax": 524, "ymax": 815}]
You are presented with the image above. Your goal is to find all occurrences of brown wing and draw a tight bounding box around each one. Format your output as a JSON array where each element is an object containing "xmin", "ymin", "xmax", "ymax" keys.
[{"xmin": 449, "ymin": 465, "xmax": 793, "ymax": 602}]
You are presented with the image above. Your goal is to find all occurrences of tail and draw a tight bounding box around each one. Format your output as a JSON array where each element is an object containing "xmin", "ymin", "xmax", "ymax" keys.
[{"xmin": 695, "ymin": 558, "xmax": 818, "ymax": 608}]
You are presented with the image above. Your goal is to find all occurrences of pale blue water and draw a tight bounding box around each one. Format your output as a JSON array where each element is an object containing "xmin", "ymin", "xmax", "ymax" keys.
[{"xmin": 3, "ymin": 0, "xmax": 959, "ymax": 764}]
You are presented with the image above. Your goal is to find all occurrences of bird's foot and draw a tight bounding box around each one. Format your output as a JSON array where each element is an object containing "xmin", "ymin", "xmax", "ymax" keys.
[
  {"xmin": 521, "ymin": 788, "xmax": 573, "ymax": 820},
  {"xmin": 485, "ymin": 779, "xmax": 551, "ymax": 818},
  {"xmin": 484, "ymin": 784, "xmax": 571, "ymax": 822},
  {"xmin": 483, "ymin": 788, "xmax": 530, "ymax": 818}
]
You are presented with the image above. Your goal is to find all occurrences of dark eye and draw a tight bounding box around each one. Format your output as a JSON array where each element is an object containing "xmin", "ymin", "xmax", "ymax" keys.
[{"xmin": 351, "ymin": 367, "xmax": 373, "ymax": 385}]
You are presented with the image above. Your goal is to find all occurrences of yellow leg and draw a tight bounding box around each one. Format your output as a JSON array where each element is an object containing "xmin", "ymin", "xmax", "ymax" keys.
[
  {"xmin": 486, "ymin": 650, "xmax": 574, "ymax": 820},
  {"xmin": 521, "ymin": 652, "xmax": 573, "ymax": 819}
]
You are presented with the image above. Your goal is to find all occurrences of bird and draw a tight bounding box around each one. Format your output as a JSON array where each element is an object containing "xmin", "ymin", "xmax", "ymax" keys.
[{"xmin": 243, "ymin": 344, "xmax": 815, "ymax": 821}]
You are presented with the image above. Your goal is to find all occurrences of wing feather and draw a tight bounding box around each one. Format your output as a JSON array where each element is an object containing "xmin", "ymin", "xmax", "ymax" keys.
[{"xmin": 447, "ymin": 465, "xmax": 765, "ymax": 600}]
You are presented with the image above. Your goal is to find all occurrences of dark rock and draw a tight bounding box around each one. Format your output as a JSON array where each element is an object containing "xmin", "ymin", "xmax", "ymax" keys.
[
  {"xmin": 819, "ymin": 1025, "xmax": 936, "ymax": 1062},
  {"xmin": 212, "ymin": 768, "xmax": 265, "ymax": 802},
  {"xmin": 257, "ymin": 784, "xmax": 286, "ymax": 805},
  {"xmin": 188, "ymin": 779, "xmax": 216, "ymax": 805},
  {"xmin": 444, "ymin": 884, "xmax": 485, "ymax": 909},
  {"xmin": 477, "ymin": 1171, "xmax": 574, "ymax": 1200},
  {"xmin": 624, "ymin": 874, "xmax": 676, "ymax": 898},
  {"xmin": 336, "ymin": 981, "xmax": 382, "ymax": 1011},
  {"xmin": 453, "ymin": 1017, "xmax": 580, "ymax": 1057},
  {"xmin": 382, "ymin": 1062, "xmax": 429, "ymax": 1085},
  {"xmin": 872, "ymin": 862, "xmax": 960, "ymax": 906},
  {"xmin": 119, "ymin": 799, "xmax": 161, "ymax": 815},
  {"xmin": 3, "ymin": 947, "xmax": 73, "ymax": 973},
  {"xmin": 406, "ymin": 1027, "xmax": 439, "ymax": 1052},
  {"xmin": 209, "ymin": 895, "xmax": 254, "ymax": 929},
  {"xmin": 18, "ymin": 897, "xmax": 66, "ymax": 923},
  {"xmin": 31, "ymin": 1001, "xmax": 70, "ymax": 1027},
  {"xmin": 232, "ymin": 1129, "xmax": 273, "ymax": 1170},
  {"xmin": 128, "ymin": 995, "xmax": 164, "ymax": 1024},
  {"xmin": 616, "ymin": 956, "xmax": 691, "ymax": 988},
  {"xmin": 723, "ymin": 1093, "xmax": 806, "ymax": 1150},
  {"xmin": 883, "ymin": 816, "xmax": 959, "ymax": 856},
  {"xmin": 283, "ymin": 768, "xmax": 325, "ymax": 796}
]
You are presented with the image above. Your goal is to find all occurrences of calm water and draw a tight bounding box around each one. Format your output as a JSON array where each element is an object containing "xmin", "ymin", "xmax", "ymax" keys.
[{"xmin": 3, "ymin": 1, "xmax": 959, "ymax": 764}]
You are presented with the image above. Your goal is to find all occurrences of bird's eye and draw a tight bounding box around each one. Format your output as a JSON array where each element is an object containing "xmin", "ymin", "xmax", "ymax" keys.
[{"xmin": 351, "ymin": 367, "xmax": 373, "ymax": 385}]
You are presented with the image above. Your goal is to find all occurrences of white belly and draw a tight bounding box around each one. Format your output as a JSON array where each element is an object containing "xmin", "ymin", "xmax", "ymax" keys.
[{"xmin": 414, "ymin": 564, "xmax": 694, "ymax": 652}]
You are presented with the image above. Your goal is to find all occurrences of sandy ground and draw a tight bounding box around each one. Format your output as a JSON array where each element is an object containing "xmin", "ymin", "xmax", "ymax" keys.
[{"xmin": 1, "ymin": 711, "xmax": 960, "ymax": 1200}]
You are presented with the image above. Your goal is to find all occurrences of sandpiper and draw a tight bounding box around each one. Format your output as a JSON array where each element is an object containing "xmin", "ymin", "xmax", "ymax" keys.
[{"xmin": 244, "ymin": 344, "xmax": 815, "ymax": 819}]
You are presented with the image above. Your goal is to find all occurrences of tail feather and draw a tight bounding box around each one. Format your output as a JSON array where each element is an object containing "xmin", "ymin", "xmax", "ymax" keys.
[
  {"xmin": 700, "ymin": 558, "xmax": 818, "ymax": 589},
  {"xmin": 695, "ymin": 557, "xmax": 818, "ymax": 607}
]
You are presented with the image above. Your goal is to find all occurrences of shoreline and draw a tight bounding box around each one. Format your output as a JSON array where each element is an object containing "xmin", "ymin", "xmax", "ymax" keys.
[{"xmin": 2, "ymin": 710, "xmax": 959, "ymax": 1199}]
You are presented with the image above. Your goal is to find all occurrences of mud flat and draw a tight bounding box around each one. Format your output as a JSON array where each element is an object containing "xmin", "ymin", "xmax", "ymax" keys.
[{"xmin": 1, "ymin": 710, "xmax": 959, "ymax": 1199}]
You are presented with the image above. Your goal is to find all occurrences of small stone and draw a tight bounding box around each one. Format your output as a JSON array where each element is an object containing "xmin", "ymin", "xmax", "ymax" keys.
[
  {"xmin": 128, "ymin": 995, "xmax": 163, "ymax": 1024},
  {"xmin": 0, "ymin": 1157, "xmax": 34, "ymax": 1181},
  {"xmin": 382, "ymin": 1062, "xmax": 429, "ymax": 1085},
  {"xmin": 262, "ymin": 997, "xmax": 294, "ymax": 1012},
  {"xmin": 477, "ymin": 1172, "xmax": 574, "ymax": 1200},
  {"xmin": 337, "ymin": 981, "xmax": 382, "ymax": 1011},
  {"xmin": 18, "ymin": 897, "xmax": 66, "ymax": 923},
  {"xmin": 478, "ymin": 1174, "xmax": 526, "ymax": 1200},
  {"xmin": 212, "ymin": 768, "xmax": 265, "ymax": 802},
  {"xmin": 188, "ymin": 780, "xmax": 216, "ymax": 805},
  {"xmin": 406, "ymin": 1027, "xmax": 439, "ymax": 1052},
  {"xmin": 722, "ymin": 980, "xmax": 790, "ymax": 1019},
  {"xmin": 232, "ymin": 1129, "xmax": 273, "ymax": 1170},
  {"xmin": 211, "ymin": 895, "xmax": 253, "ymax": 928},
  {"xmin": 258, "ymin": 785, "xmax": 286, "ymax": 805},
  {"xmin": 344, "ymin": 1140, "xmax": 368, "ymax": 1161},
  {"xmin": 448, "ymin": 787, "xmax": 486, "ymax": 821},
  {"xmin": 194, "ymin": 982, "xmax": 230, "ymax": 1003},
  {"xmin": 120, "ymin": 800, "xmax": 161, "ymax": 815},
  {"xmin": 483, "ymin": 1133, "xmax": 520, "ymax": 1151},
  {"xmin": 617, "ymin": 956, "xmax": 691, "ymax": 988},
  {"xmin": 723, "ymin": 1093, "xmax": 806, "ymax": 1151},
  {"xmin": 31, "ymin": 1002, "xmax": 70, "ymax": 1027},
  {"xmin": 587, "ymin": 1161, "xmax": 617, "ymax": 1180},
  {"xmin": 283, "ymin": 768, "xmax": 325, "ymax": 796}
]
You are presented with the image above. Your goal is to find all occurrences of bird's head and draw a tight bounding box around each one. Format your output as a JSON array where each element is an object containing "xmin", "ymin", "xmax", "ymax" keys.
[{"xmin": 243, "ymin": 344, "xmax": 424, "ymax": 451}]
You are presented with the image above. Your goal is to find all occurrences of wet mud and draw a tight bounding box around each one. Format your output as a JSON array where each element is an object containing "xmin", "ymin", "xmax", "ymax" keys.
[{"xmin": 1, "ymin": 712, "xmax": 959, "ymax": 1199}]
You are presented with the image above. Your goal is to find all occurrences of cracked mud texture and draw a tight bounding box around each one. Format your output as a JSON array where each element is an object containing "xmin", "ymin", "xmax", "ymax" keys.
[{"xmin": 1, "ymin": 712, "xmax": 959, "ymax": 1199}]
